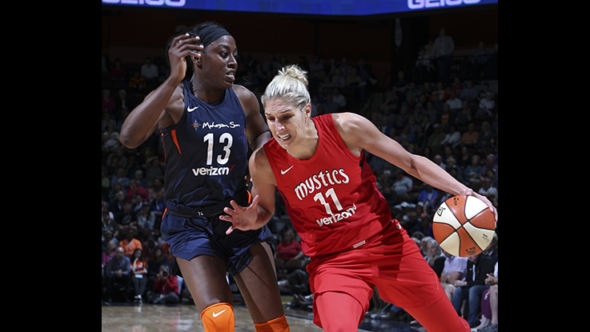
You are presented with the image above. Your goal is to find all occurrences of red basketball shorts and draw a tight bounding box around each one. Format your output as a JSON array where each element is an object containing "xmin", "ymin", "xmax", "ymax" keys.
[{"xmin": 306, "ymin": 221, "xmax": 444, "ymax": 328}]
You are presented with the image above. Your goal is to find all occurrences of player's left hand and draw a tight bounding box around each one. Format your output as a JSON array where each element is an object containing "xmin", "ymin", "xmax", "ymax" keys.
[
  {"xmin": 464, "ymin": 189, "xmax": 498, "ymax": 223},
  {"xmin": 220, "ymin": 195, "xmax": 260, "ymax": 235}
]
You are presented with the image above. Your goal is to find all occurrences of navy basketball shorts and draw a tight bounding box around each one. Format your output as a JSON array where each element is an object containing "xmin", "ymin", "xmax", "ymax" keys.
[{"xmin": 160, "ymin": 210, "xmax": 274, "ymax": 276}]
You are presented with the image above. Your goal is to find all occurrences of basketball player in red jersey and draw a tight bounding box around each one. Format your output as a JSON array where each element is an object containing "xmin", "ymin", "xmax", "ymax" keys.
[{"xmin": 221, "ymin": 65, "xmax": 497, "ymax": 332}]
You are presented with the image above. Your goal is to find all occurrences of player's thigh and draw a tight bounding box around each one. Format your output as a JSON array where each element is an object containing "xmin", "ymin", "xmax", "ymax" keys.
[
  {"xmin": 315, "ymin": 291, "xmax": 364, "ymax": 332},
  {"xmin": 233, "ymin": 241, "xmax": 284, "ymax": 323},
  {"xmin": 176, "ymin": 254, "xmax": 233, "ymax": 311}
]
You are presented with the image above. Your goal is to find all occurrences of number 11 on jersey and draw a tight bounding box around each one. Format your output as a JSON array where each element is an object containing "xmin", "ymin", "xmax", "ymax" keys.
[{"xmin": 313, "ymin": 188, "xmax": 343, "ymax": 214}]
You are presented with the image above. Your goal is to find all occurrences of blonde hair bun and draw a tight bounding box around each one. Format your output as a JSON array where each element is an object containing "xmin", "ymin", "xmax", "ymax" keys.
[
  {"xmin": 261, "ymin": 64, "xmax": 311, "ymax": 109},
  {"xmin": 278, "ymin": 65, "xmax": 308, "ymax": 86}
]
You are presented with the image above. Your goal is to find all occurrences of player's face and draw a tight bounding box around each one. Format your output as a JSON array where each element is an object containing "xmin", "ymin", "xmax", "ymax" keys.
[
  {"xmin": 264, "ymin": 99, "xmax": 310, "ymax": 150},
  {"xmin": 199, "ymin": 35, "xmax": 238, "ymax": 89}
]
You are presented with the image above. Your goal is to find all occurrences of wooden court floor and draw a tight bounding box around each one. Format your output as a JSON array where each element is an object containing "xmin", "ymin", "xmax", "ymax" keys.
[{"xmin": 101, "ymin": 301, "xmax": 426, "ymax": 332}]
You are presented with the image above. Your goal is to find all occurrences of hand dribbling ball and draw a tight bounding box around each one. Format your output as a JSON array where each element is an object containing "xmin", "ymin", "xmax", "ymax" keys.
[{"xmin": 433, "ymin": 195, "xmax": 496, "ymax": 257}]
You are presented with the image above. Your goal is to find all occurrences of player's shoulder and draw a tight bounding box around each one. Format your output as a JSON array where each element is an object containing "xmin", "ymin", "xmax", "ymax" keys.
[
  {"xmin": 331, "ymin": 112, "xmax": 371, "ymax": 135},
  {"xmin": 231, "ymin": 84, "xmax": 256, "ymax": 103},
  {"xmin": 232, "ymin": 84, "xmax": 258, "ymax": 114},
  {"xmin": 250, "ymin": 145, "xmax": 276, "ymax": 185}
]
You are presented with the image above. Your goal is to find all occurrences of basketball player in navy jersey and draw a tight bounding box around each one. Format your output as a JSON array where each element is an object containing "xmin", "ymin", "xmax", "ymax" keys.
[
  {"xmin": 221, "ymin": 65, "xmax": 497, "ymax": 332},
  {"xmin": 120, "ymin": 22, "xmax": 289, "ymax": 332}
]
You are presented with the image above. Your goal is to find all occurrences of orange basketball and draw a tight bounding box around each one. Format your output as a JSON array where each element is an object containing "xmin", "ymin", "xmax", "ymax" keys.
[{"xmin": 432, "ymin": 195, "xmax": 496, "ymax": 257}]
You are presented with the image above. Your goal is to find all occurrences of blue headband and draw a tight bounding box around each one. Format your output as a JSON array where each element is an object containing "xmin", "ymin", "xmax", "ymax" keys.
[{"xmin": 197, "ymin": 25, "xmax": 232, "ymax": 48}]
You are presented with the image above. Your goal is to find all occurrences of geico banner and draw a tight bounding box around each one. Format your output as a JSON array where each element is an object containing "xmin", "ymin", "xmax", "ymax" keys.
[{"xmin": 101, "ymin": 0, "xmax": 496, "ymax": 15}]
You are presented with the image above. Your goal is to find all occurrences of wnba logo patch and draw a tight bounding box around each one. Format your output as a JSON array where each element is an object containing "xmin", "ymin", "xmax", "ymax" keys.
[{"xmin": 191, "ymin": 120, "xmax": 200, "ymax": 131}]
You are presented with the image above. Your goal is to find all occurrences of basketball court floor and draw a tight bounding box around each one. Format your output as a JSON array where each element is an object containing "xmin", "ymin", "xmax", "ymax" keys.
[{"xmin": 102, "ymin": 298, "xmax": 428, "ymax": 332}]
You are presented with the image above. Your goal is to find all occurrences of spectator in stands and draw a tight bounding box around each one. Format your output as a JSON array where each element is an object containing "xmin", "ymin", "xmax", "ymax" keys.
[
  {"xmin": 126, "ymin": 178, "xmax": 148, "ymax": 203},
  {"xmin": 393, "ymin": 105, "xmax": 410, "ymax": 131},
  {"xmin": 128, "ymin": 71, "xmax": 147, "ymax": 90},
  {"xmin": 109, "ymin": 58, "xmax": 127, "ymax": 85},
  {"xmin": 104, "ymin": 247, "xmax": 132, "ymax": 303},
  {"xmin": 415, "ymin": 47, "xmax": 434, "ymax": 83},
  {"xmin": 102, "ymin": 207, "xmax": 120, "ymax": 242},
  {"xmin": 480, "ymin": 262, "xmax": 498, "ymax": 331},
  {"xmin": 459, "ymin": 80, "xmax": 478, "ymax": 102},
  {"xmin": 394, "ymin": 70, "xmax": 409, "ymax": 103},
  {"xmin": 479, "ymin": 154, "xmax": 498, "ymax": 183},
  {"xmin": 262, "ymin": 54, "xmax": 280, "ymax": 74},
  {"xmin": 452, "ymin": 253, "xmax": 494, "ymax": 327},
  {"xmin": 102, "ymin": 240, "xmax": 118, "ymax": 268},
  {"xmin": 130, "ymin": 248, "xmax": 149, "ymax": 303},
  {"xmin": 132, "ymin": 169, "xmax": 149, "ymax": 190},
  {"xmin": 144, "ymin": 156, "xmax": 164, "ymax": 186},
  {"xmin": 148, "ymin": 264, "xmax": 179, "ymax": 304},
  {"xmin": 449, "ymin": 77, "xmax": 463, "ymax": 94},
  {"xmin": 432, "ymin": 28, "xmax": 455, "ymax": 83},
  {"xmin": 149, "ymin": 190, "xmax": 166, "ymax": 228},
  {"xmin": 120, "ymin": 226, "xmax": 143, "ymax": 257},
  {"xmin": 461, "ymin": 122, "xmax": 479, "ymax": 149},
  {"xmin": 464, "ymin": 152, "xmax": 481, "ymax": 176},
  {"xmin": 477, "ymin": 83, "xmax": 492, "ymax": 102},
  {"xmin": 425, "ymin": 238, "xmax": 446, "ymax": 280},
  {"xmin": 440, "ymin": 252, "xmax": 468, "ymax": 301},
  {"xmin": 332, "ymin": 88, "xmax": 347, "ymax": 110},
  {"xmin": 308, "ymin": 55, "xmax": 324, "ymax": 80},
  {"xmin": 147, "ymin": 178, "xmax": 165, "ymax": 202},
  {"xmin": 441, "ymin": 125, "xmax": 461, "ymax": 149},
  {"xmin": 137, "ymin": 204, "xmax": 156, "ymax": 236},
  {"xmin": 330, "ymin": 68, "xmax": 346, "ymax": 89},
  {"xmin": 476, "ymin": 121, "xmax": 496, "ymax": 154},
  {"xmin": 392, "ymin": 169, "xmax": 413, "ymax": 201},
  {"xmin": 458, "ymin": 145, "xmax": 472, "ymax": 170},
  {"xmin": 117, "ymin": 201, "xmax": 137, "ymax": 238},
  {"xmin": 472, "ymin": 42, "xmax": 490, "ymax": 79},
  {"xmin": 356, "ymin": 56, "xmax": 378, "ymax": 86},
  {"xmin": 380, "ymin": 87, "xmax": 400, "ymax": 114},
  {"xmin": 453, "ymin": 101, "xmax": 471, "ymax": 132},
  {"xmin": 102, "ymin": 89, "xmax": 116, "ymax": 114},
  {"xmin": 140, "ymin": 56, "xmax": 159, "ymax": 86},
  {"xmin": 114, "ymin": 89, "xmax": 131, "ymax": 117},
  {"xmin": 478, "ymin": 177, "xmax": 498, "ymax": 201},
  {"xmin": 147, "ymin": 246, "xmax": 170, "ymax": 291},
  {"xmin": 476, "ymin": 92, "xmax": 495, "ymax": 119},
  {"xmin": 110, "ymin": 189, "xmax": 128, "ymax": 220},
  {"xmin": 275, "ymin": 229, "xmax": 304, "ymax": 274},
  {"xmin": 402, "ymin": 211, "xmax": 422, "ymax": 236},
  {"xmin": 417, "ymin": 184, "xmax": 439, "ymax": 211},
  {"xmin": 427, "ymin": 123, "xmax": 446, "ymax": 152},
  {"xmin": 338, "ymin": 56, "xmax": 354, "ymax": 78},
  {"xmin": 346, "ymin": 67, "xmax": 366, "ymax": 101},
  {"xmin": 430, "ymin": 81, "xmax": 449, "ymax": 102},
  {"xmin": 321, "ymin": 93, "xmax": 339, "ymax": 114},
  {"xmin": 446, "ymin": 90, "xmax": 462, "ymax": 113},
  {"xmin": 445, "ymin": 156, "xmax": 464, "ymax": 185}
]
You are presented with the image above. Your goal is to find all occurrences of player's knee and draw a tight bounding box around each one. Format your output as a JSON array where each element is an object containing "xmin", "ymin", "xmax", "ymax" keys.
[
  {"xmin": 253, "ymin": 314, "xmax": 290, "ymax": 332},
  {"xmin": 200, "ymin": 302, "xmax": 234, "ymax": 332}
]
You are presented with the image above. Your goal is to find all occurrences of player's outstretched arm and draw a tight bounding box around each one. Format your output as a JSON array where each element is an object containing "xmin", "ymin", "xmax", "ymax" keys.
[
  {"xmin": 333, "ymin": 112, "xmax": 497, "ymax": 221},
  {"xmin": 220, "ymin": 147, "xmax": 277, "ymax": 235}
]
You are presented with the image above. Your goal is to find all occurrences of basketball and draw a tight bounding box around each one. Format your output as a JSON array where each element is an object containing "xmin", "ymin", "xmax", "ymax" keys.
[{"xmin": 432, "ymin": 195, "xmax": 496, "ymax": 257}]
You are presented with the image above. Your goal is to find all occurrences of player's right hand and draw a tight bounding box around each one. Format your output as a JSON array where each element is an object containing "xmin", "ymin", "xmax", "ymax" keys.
[
  {"xmin": 168, "ymin": 33, "xmax": 203, "ymax": 83},
  {"xmin": 220, "ymin": 195, "xmax": 260, "ymax": 235}
]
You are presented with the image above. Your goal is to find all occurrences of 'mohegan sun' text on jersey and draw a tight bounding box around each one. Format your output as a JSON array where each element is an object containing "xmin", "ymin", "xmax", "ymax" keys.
[{"xmin": 263, "ymin": 114, "xmax": 394, "ymax": 258}]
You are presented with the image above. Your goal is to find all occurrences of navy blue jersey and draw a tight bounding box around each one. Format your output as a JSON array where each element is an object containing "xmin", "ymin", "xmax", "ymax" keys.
[{"xmin": 159, "ymin": 80, "xmax": 249, "ymax": 217}]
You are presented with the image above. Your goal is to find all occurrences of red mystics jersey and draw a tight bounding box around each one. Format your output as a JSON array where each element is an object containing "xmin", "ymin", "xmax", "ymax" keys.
[{"xmin": 263, "ymin": 114, "xmax": 395, "ymax": 258}]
